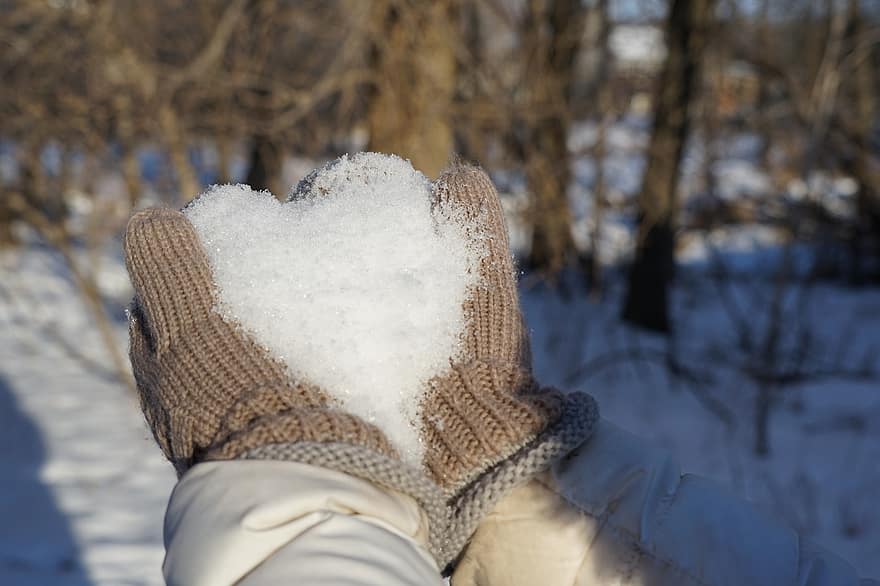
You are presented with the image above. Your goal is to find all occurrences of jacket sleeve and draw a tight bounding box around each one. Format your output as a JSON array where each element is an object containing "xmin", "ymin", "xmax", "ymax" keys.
[
  {"xmin": 452, "ymin": 419, "xmax": 877, "ymax": 586},
  {"xmin": 163, "ymin": 460, "xmax": 443, "ymax": 586}
]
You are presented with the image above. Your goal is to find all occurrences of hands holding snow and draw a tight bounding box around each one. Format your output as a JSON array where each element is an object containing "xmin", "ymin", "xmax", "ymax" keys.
[
  {"xmin": 124, "ymin": 153, "xmax": 597, "ymax": 570},
  {"xmin": 126, "ymin": 155, "xmax": 877, "ymax": 586}
]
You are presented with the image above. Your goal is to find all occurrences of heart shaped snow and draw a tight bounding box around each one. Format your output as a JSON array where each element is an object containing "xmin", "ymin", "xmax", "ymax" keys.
[{"xmin": 184, "ymin": 153, "xmax": 483, "ymax": 463}]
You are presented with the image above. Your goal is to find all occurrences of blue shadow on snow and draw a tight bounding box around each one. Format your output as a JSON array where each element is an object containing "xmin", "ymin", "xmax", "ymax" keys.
[{"xmin": 0, "ymin": 372, "xmax": 93, "ymax": 585}]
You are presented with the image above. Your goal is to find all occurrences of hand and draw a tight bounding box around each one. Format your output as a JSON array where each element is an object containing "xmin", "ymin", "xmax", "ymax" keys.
[
  {"xmin": 125, "ymin": 207, "xmax": 397, "ymax": 474},
  {"xmin": 421, "ymin": 165, "xmax": 599, "ymax": 568}
]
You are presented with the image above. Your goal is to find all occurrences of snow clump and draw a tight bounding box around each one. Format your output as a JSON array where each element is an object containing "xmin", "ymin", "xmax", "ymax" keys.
[{"xmin": 184, "ymin": 152, "xmax": 483, "ymax": 464}]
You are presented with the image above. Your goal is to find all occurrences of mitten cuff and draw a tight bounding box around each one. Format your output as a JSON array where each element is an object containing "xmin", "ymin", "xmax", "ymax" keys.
[
  {"xmin": 442, "ymin": 390, "xmax": 598, "ymax": 573},
  {"xmin": 202, "ymin": 406, "xmax": 398, "ymax": 465},
  {"xmin": 423, "ymin": 361, "xmax": 564, "ymax": 492}
]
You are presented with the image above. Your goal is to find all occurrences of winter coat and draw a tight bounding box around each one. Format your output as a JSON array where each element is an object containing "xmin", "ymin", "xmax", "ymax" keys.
[
  {"xmin": 163, "ymin": 460, "xmax": 443, "ymax": 586},
  {"xmin": 452, "ymin": 419, "xmax": 878, "ymax": 586},
  {"xmin": 161, "ymin": 422, "xmax": 876, "ymax": 586}
]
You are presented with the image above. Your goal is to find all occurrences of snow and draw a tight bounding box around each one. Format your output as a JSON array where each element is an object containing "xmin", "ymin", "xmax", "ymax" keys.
[
  {"xmin": 1, "ymin": 141, "xmax": 878, "ymax": 584},
  {"xmin": 609, "ymin": 24, "xmax": 667, "ymax": 70},
  {"xmin": 184, "ymin": 153, "xmax": 483, "ymax": 465},
  {"xmin": 522, "ymin": 260, "xmax": 880, "ymax": 578},
  {"xmin": 0, "ymin": 246, "xmax": 175, "ymax": 585}
]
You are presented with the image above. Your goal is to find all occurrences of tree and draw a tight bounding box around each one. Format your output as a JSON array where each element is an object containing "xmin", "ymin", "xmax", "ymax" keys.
[
  {"xmin": 367, "ymin": 0, "xmax": 458, "ymax": 178},
  {"xmin": 622, "ymin": 0, "xmax": 715, "ymax": 332},
  {"xmin": 520, "ymin": 0, "xmax": 587, "ymax": 276},
  {"xmin": 843, "ymin": 0, "xmax": 880, "ymax": 283},
  {"xmin": 585, "ymin": 0, "xmax": 612, "ymax": 297}
]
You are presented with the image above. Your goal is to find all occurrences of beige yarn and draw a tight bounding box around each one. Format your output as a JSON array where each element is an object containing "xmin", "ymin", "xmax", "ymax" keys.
[
  {"xmin": 421, "ymin": 166, "xmax": 599, "ymax": 572},
  {"xmin": 124, "ymin": 207, "xmax": 397, "ymax": 476},
  {"xmin": 124, "ymin": 167, "xmax": 599, "ymax": 573},
  {"xmin": 423, "ymin": 165, "xmax": 597, "ymax": 497}
]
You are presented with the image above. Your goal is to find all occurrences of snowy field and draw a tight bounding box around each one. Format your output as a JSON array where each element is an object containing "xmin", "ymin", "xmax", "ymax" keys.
[
  {"xmin": 1, "ymin": 246, "xmax": 174, "ymax": 586},
  {"xmin": 1, "ymin": 137, "xmax": 878, "ymax": 583},
  {"xmin": 525, "ymin": 268, "xmax": 880, "ymax": 578}
]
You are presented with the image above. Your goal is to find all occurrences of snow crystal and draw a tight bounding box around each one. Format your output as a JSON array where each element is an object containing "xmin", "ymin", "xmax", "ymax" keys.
[{"xmin": 184, "ymin": 153, "xmax": 483, "ymax": 464}]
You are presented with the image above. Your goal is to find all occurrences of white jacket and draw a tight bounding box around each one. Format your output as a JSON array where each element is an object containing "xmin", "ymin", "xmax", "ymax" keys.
[
  {"xmin": 453, "ymin": 419, "xmax": 878, "ymax": 586},
  {"xmin": 163, "ymin": 460, "xmax": 442, "ymax": 585},
  {"xmin": 163, "ymin": 421, "xmax": 876, "ymax": 585}
]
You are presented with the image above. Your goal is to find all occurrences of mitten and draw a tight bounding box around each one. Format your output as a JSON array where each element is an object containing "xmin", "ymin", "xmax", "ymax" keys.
[
  {"xmin": 423, "ymin": 165, "xmax": 599, "ymax": 569},
  {"xmin": 124, "ymin": 207, "xmax": 446, "ymax": 553}
]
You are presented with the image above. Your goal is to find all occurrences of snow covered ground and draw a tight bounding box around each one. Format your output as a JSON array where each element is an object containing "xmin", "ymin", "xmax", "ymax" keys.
[
  {"xmin": 1, "ymin": 137, "xmax": 878, "ymax": 583},
  {"xmin": 524, "ymin": 266, "xmax": 880, "ymax": 578},
  {"xmin": 0, "ymin": 246, "xmax": 175, "ymax": 586}
]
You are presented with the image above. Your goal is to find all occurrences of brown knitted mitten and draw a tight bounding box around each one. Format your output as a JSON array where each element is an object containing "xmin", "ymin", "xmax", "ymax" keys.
[
  {"xmin": 124, "ymin": 207, "xmax": 446, "ymax": 552},
  {"xmin": 424, "ymin": 165, "xmax": 599, "ymax": 569}
]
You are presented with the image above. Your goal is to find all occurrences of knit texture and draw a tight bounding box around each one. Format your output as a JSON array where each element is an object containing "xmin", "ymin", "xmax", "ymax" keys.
[
  {"xmin": 124, "ymin": 207, "xmax": 397, "ymax": 477},
  {"xmin": 443, "ymin": 392, "xmax": 598, "ymax": 572},
  {"xmin": 422, "ymin": 165, "xmax": 599, "ymax": 572},
  {"xmin": 125, "ymin": 167, "xmax": 599, "ymax": 575},
  {"xmin": 423, "ymin": 165, "xmax": 597, "ymax": 495}
]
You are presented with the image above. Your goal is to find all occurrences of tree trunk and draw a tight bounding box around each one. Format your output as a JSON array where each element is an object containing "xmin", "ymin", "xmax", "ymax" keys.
[
  {"xmin": 455, "ymin": 0, "xmax": 490, "ymax": 165},
  {"xmin": 159, "ymin": 106, "xmax": 200, "ymax": 203},
  {"xmin": 622, "ymin": 0, "xmax": 714, "ymax": 332},
  {"xmin": 0, "ymin": 193, "xmax": 18, "ymax": 247},
  {"xmin": 525, "ymin": 115, "xmax": 576, "ymax": 276},
  {"xmin": 844, "ymin": 0, "xmax": 880, "ymax": 284},
  {"xmin": 755, "ymin": 0, "xmax": 773, "ymax": 168},
  {"xmin": 245, "ymin": 133, "xmax": 282, "ymax": 198},
  {"xmin": 121, "ymin": 143, "xmax": 143, "ymax": 209},
  {"xmin": 522, "ymin": 0, "xmax": 587, "ymax": 276},
  {"xmin": 587, "ymin": 0, "xmax": 611, "ymax": 297},
  {"xmin": 114, "ymin": 94, "xmax": 142, "ymax": 208},
  {"xmin": 216, "ymin": 133, "xmax": 234, "ymax": 184},
  {"xmin": 367, "ymin": 0, "xmax": 456, "ymax": 178}
]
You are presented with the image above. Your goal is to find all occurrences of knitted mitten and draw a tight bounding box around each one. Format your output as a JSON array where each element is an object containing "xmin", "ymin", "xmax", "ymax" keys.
[
  {"xmin": 424, "ymin": 165, "xmax": 599, "ymax": 569},
  {"xmin": 124, "ymin": 207, "xmax": 445, "ymax": 552}
]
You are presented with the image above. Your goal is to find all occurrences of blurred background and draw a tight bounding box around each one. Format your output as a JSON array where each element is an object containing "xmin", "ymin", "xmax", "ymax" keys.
[{"xmin": 1, "ymin": 0, "xmax": 879, "ymax": 583}]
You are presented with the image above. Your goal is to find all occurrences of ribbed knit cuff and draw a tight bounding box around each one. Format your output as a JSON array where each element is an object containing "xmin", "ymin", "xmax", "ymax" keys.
[
  {"xmin": 442, "ymin": 390, "xmax": 598, "ymax": 573},
  {"xmin": 422, "ymin": 361, "xmax": 564, "ymax": 493},
  {"xmin": 202, "ymin": 403, "xmax": 398, "ymax": 465}
]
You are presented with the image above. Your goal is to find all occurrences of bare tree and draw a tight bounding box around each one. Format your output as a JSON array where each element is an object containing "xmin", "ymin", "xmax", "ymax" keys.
[
  {"xmin": 842, "ymin": 0, "xmax": 880, "ymax": 283},
  {"xmin": 622, "ymin": 0, "xmax": 715, "ymax": 332},
  {"xmin": 519, "ymin": 0, "xmax": 586, "ymax": 276},
  {"xmin": 367, "ymin": 0, "xmax": 458, "ymax": 178},
  {"xmin": 586, "ymin": 0, "xmax": 612, "ymax": 297},
  {"xmin": 0, "ymin": 0, "xmax": 375, "ymax": 388}
]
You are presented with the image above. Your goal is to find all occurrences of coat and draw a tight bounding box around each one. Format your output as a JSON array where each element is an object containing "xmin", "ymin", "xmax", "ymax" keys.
[
  {"xmin": 452, "ymin": 419, "xmax": 877, "ymax": 586},
  {"xmin": 162, "ymin": 460, "xmax": 442, "ymax": 586},
  {"xmin": 162, "ymin": 421, "xmax": 876, "ymax": 585}
]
